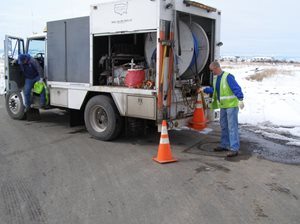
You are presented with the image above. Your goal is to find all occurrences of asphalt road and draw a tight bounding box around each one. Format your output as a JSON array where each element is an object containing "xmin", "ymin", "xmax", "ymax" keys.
[{"xmin": 0, "ymin": 96, "xmax": 299, "ymax": 224}]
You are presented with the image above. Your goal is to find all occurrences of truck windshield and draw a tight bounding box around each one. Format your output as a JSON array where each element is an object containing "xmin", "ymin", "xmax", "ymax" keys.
[{"xmin": 27, "ymin": 39, "xmax": 45, "ymax": 58}]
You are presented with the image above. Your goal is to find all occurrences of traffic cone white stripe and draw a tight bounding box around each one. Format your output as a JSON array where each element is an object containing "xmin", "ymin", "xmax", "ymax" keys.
[
  {"xmin": 161, "ymin": 126, "xmax": 168, "ymax": 134},
  {"xmin": 160, "ymin": 137, "xmax": 170, "ymax": 144},
  {"xmin": 195, "ymin": 102, "xmax": 203, "ymax": 109},
  {"xmin": 160, "ymin": 123, "xmax": 170, "ymax": 144}
]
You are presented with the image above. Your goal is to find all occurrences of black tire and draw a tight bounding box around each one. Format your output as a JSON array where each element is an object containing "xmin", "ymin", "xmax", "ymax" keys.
[
  {"xmin": 5, "ymin": 91, "xmax": 26, "ymax": 120},
  {"xmin": 84, "ymin": 95, "xmax": 123, "ymax": 141}
]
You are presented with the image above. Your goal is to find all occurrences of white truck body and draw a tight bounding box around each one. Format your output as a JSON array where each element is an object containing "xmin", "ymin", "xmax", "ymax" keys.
[{"xmin": 4, "ymin": 0, "xmax": 221, "ymax": 140}]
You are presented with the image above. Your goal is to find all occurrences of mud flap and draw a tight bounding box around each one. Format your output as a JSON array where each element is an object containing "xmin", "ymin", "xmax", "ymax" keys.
[
  {"xmin": 69, "ymin": 109, "xmax": 84, "ymax": 127},
  {"xmin": 26, "ymin": 108, "xmax": 41, "ymax": 121}
]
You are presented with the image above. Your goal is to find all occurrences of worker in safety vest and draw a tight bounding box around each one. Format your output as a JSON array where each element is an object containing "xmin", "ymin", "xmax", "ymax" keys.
[
  {"xmin": 203, "ymin": 61, "xmax": 244, "ymax": 157},
  {"xmin": 18, "ymin": 54, "xmax": 45, "ymax": 111}
]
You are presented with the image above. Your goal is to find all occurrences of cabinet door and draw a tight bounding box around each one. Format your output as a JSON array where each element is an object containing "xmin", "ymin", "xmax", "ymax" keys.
[
  {"xmin": 50, "ymin": 88, "xmax": 68, "ymax": 107},
  {"xmin": 127, "ymin": 95, "xmax": 156, "ymax": 120},
  {"xmin": 47, "ymin": 17, "xmax": 89, "ymax": 83}
]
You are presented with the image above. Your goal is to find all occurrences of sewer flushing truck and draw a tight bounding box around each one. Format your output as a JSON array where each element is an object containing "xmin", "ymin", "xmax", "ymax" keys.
[{"xmin": 4, "ymin": 0, "xmax": 221, "ymax": 140}]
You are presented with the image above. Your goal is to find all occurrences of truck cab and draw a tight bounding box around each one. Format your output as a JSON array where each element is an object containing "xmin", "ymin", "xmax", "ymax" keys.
[{"xmin": 4, "ymin": 34, "xmax": 46, "ymax": 119}]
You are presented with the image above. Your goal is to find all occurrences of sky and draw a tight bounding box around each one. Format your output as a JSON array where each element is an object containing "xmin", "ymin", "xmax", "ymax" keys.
[{"xmin": 0, "ymin": 0, "xmax": 300, "ymax": 59}]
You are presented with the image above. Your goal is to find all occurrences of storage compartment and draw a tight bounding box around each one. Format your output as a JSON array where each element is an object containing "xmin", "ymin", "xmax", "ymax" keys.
[
  {"xmin": 93, "ymin": 32, "xmax": 155, "ymax": 88},
  {"xmin": 50, "ymin": 88, "xmax": 68, "ymax": 107},
  {"xmin": 126, "ymin": 95, "xmax": 156, "ymax": 120},
  {"xmin": 47, "ymin": 17, "xmax": 90, "ymax": 83}
]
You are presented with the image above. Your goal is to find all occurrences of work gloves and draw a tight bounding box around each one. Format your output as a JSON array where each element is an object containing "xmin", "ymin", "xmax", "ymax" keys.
[{"xmin": 239, "ymin": 100, "xmax": 245, "ymax": 110}]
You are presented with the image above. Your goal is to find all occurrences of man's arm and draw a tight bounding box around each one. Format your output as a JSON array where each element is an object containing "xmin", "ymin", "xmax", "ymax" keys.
[
  {"xmin": 203, "ymin": 87, "xmax": 214, "ymax": 94},
  {"xmin": 227, "ymin": 74, "xmax": 243, "ymax": 100}
]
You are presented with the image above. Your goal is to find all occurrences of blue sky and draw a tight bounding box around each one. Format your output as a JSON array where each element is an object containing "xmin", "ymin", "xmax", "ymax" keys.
[
  {"xmin": 211, "ymin": 0, "xmax": 300, "ymax": 58},
  {"xmin": 1, "ymin": 0, "xmax": 299, "ymax": 58}
]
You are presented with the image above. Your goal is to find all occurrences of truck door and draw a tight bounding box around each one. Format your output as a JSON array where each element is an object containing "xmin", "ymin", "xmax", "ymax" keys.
[
  {"xmin": 4, "ymin": 35, "xmax": 27, "ymax": 120},
  {"xmin": 4, "ymin": 35, "xmax": 25, "ymax": 92}
]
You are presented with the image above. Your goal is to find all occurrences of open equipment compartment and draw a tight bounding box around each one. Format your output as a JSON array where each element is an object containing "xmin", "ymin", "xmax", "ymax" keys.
[{"xmin": 92, "ymin": 32, "xmax": 155, "ymax": 88}]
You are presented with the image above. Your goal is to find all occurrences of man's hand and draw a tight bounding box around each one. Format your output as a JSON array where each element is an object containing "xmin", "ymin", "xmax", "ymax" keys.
[
  {"xmin": 239, "ymin": 100, "xmax": 245, "ymax": 110},
  {"xmin": 197, "ymin": 88, "xmax": 203, "ymax": 93}
]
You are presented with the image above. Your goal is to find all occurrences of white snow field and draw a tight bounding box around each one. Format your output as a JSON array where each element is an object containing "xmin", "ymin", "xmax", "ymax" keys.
[{"xmin": 222, "ymin": 62, "xmax": 300, "ymax": 146}]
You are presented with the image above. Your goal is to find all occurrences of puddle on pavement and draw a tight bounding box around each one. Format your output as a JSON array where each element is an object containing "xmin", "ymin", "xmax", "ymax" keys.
[
  {"xmin": 181, "ymin": 126, "xmax": 300, "ymax": 165},
  {"xmin": 241, "ymin": 129, "xmax": 300, "ymax": 165},
  {"xmin": 194, "ymin": 161, "xmax": 231, "ymax": 173}
]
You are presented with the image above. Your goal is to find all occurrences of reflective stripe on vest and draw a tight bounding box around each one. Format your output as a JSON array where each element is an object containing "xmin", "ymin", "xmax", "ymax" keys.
[{"xmin": 220, "ymin": 95, "xmax": 237, "ymax": 100}]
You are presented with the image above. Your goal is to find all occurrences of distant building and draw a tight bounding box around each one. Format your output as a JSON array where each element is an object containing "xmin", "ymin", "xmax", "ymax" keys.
[
  {"xmin": 251, "ymin": 56, "xmax": 274, "ymax": 62},
  {"xmin": 220, "ymin": 56, "xmax": 237, "ymax": 62}
]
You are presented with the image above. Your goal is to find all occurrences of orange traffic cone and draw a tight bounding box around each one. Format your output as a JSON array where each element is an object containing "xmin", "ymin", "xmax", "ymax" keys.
[
  {"xmin": 189, "ymin": 93, "xmax": 207, "ymax": 130},
  {"xmin": 153, "ymin": 120, "xmax": 177, "ymax": 164}
]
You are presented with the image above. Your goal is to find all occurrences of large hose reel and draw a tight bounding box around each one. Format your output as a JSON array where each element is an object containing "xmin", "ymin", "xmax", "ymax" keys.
[{"xmin": 145, "ymin": 20, "xmax": 209, "ymax": 79}]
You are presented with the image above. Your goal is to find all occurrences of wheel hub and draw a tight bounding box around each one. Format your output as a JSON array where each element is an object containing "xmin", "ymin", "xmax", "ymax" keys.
[
  {"xmin": 91, "ymin": 106, "xmax": 108, "ymax": 132},
  {"xmin": 9, "ymin": 94, "xmax": 21, "ymax": 114}
]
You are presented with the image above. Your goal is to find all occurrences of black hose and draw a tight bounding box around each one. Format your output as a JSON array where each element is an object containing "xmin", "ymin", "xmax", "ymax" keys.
[{"xmin": 176, "ymin": 14, "xmax": 181, "ymax": 56}]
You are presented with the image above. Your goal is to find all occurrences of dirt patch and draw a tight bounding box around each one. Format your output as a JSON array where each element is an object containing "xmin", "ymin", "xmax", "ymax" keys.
[
  {"xmin": 246, "ymin": 68, "xmax": 278, "ymax": 81},
  {"xmin": 253, "ymin": 200, "xmax": 268, "ymax": 218},
  {"xmin": 203, "ymin": 162, "xmax": 231, "ymax": 172},
  {"xmin": 265, "ymin": 183, "xmax": 298, "ymax": 200},
  {"xmin": 245, "ymin": 68, "xmax": 296, "ymax": 81},
  {"xmin": 195, "ymin": 165, "xmax": 211, "ymax": 173},
  {"xmin": 216, "ymin": 181, "xmax": 235, "ymax": 191},
  {"xmin": 194, "ymin": 162, "xmax": 230, "ymax": 173}
]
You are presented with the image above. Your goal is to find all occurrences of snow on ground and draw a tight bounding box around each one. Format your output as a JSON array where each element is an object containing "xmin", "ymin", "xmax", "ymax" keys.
[{"xmin": 221, "ymin": 62, "xmax": 300, "ymax": 146}]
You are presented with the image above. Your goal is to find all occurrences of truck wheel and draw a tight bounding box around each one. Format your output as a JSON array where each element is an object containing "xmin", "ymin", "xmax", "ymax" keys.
[
  {"xmin": 5, "ymin": 91, "xmax": 26, "ymax": 120},
  {"xmin": 84, "ymin": 95, "xmax": 122, "ymax": 141}
]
